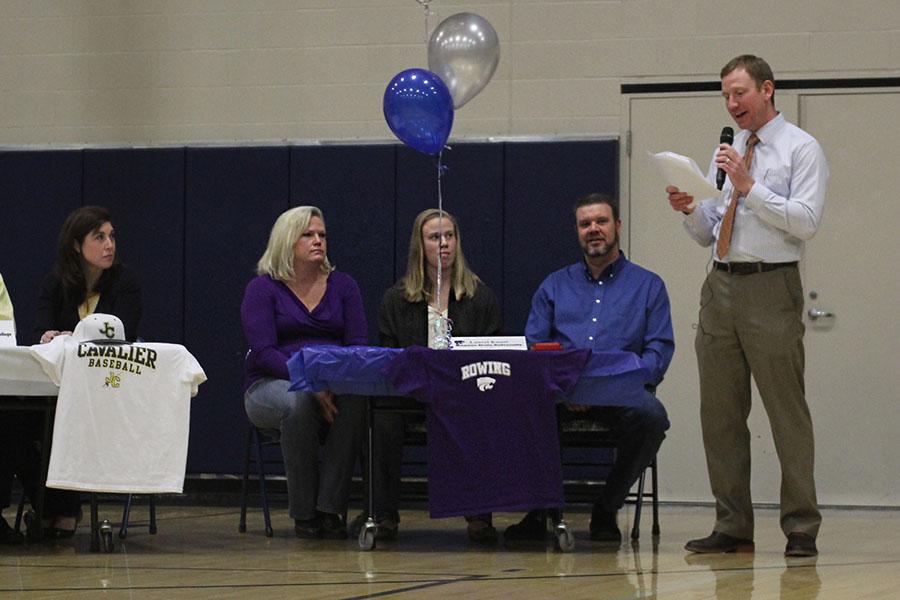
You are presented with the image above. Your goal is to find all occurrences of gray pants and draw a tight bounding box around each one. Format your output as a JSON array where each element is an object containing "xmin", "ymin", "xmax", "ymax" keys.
[
  {"xmin": 244, "ymin": 378, "xmax": 364, "ymax": 521},
  {"xmin": 696, "ymin": 266, "xmax": 820, "ymax": 540}
]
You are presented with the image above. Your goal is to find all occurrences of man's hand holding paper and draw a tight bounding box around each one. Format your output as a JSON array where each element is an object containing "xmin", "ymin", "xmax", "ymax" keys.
[
  {"xmin": 648, "ymin": 151, "xmax": 719, "ymax": 209},
  {"xmin": 667, "ymin": 186, "xmax": 695, "ymax": 214}
]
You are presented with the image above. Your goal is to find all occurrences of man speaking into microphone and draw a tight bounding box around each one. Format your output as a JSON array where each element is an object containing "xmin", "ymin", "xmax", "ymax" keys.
[{"xmin": 666, "ymin": 55, "xmax": 828, "ymax": 557}]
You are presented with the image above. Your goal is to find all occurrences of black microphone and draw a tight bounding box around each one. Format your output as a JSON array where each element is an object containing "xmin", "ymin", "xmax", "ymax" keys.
[{"xmin": 717, "ymin": 126, "xmax": 734, "ymax": 190}]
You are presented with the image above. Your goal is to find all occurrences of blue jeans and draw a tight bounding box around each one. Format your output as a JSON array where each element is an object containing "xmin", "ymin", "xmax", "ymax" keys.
[{"xmin": 244, "ymin": 379, "xmax": 364, "ymax": 521}]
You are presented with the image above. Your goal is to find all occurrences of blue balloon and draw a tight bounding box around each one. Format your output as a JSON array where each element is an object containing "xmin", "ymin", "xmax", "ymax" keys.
[{"xmin": 383, "ymin": 68, "xmax": 454, "ymax": 155}]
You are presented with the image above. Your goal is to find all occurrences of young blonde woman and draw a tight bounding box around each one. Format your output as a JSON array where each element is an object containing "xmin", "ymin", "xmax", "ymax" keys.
[{"xmin": 363, "ymin": 208, "xmax": 502, "ymax": 543}]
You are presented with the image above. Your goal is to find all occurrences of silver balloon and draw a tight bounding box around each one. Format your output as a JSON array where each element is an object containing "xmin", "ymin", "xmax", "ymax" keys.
[{"xmin": 427, "ymin": 12, "xmax": 500, "ymax": 109}]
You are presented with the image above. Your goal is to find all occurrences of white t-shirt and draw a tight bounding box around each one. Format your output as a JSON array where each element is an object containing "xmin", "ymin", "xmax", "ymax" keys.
[{"xmin": 31, "ymin": 337, "xmax": 206, "ymax": 493}]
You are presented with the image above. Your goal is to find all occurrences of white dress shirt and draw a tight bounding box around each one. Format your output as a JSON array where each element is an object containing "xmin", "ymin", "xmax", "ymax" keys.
[{"xmin": 683, "ymin": 112, "xmax": 829, "ymax": 263}]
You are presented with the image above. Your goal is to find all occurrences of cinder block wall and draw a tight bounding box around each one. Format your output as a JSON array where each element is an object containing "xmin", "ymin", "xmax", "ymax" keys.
[{"xmin": 3, "ymin": 1, "xmax": 897, "ymax": 146}]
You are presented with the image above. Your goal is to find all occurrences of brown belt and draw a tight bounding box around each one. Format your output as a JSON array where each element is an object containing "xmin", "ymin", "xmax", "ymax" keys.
[{"xmin": 714, "ymin": 261, "xmax": 798, "ymax": 275}]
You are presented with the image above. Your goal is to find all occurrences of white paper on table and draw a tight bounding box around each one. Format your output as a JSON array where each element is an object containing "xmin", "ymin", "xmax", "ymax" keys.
[
  {"xmin": 451, "ymin": 336, "xmax": 528, "ymax": 350},
  {"xmin": 0, "ymin": 321, "xmax": 15, "ymax": 347},
  {"xmin": 647, "ymin": 151, "xmax": 721, "ymax": 207}
]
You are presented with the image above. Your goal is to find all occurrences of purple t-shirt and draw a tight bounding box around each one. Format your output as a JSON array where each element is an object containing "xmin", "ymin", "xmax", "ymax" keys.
[
  {"xmin": 384, "ymin": 346, "xmax": 590, "ymax": 518},
  {"xmin": 241, "ymin": 272, "xmax": 368, "ymax": 389}
]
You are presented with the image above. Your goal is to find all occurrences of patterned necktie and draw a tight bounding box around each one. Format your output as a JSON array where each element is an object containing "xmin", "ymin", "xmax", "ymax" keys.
[{"xmin": 715, "ymin": 133, "xmax": 759, "ymax": 260}]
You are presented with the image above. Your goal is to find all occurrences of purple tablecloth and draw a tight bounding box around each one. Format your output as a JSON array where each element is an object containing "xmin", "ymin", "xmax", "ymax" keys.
[
  {"xmin": 287, "ymin": 345, "xmax": 653, "ymax": 518},
  {"xmin": 287, "ymin": 345, "xmax": 652, "ymax": 407}
]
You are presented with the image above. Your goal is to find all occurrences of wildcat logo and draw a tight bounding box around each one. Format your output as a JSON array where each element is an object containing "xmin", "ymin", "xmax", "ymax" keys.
[
  {"xmin": 104, "ymin": 372, "xmax": 121, "ymax": 388},
  {"xmin": 461, "ymin": 360, "xmax": 510, "ymax": 392},
  {"xmin": 99, "ymin": 322, "xmax": 116, "ymax": 339},
  {"xmin": 476, "ymin": 377, "xmax": 495, "ymax": 391}
]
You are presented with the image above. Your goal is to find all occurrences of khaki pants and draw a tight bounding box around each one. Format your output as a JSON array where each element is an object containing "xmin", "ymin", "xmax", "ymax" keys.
[{"xmin": 695, "ymin": 265, "xmax": 820, "ymax": 540}]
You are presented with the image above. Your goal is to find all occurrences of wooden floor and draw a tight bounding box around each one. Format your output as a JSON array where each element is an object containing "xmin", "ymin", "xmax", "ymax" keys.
[{"xmin": 2, "ymin": 503, "xmax": 898, "ymax": 598}]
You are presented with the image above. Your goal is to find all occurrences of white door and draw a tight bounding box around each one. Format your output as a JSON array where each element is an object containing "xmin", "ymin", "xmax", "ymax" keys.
[
  {"xmin": 798, "ymin": 92, "xmax": 900, "ymax": 505},
  {"xmin": 626, "ymin": 90, "xmax": 899, "ymax": 506}
]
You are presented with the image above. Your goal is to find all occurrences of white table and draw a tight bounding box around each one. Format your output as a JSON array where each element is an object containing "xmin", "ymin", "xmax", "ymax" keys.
[
  {"xmin": 0, "ymin": 345, "xmax": 59, "ymax": 541},
  {"xmin": 0, "ymin": 345, "xmax": 59, "ymax": 396}
]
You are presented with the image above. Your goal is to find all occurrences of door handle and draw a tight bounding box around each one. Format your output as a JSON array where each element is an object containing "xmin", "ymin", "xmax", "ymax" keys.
[{"xmin": 807, "ymin": 308, "xmax": 834, "ymax": 321}]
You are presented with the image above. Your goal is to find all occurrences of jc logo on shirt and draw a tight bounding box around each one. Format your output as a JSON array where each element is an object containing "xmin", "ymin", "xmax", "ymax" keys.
[{"xmin": 104, "ymin": 372, "xmax": 121, "ymax": 388}]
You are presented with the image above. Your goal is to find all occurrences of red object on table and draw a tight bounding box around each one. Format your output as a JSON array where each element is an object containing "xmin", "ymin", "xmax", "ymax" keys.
[{"xmin": 531, "ymin": 342, "xmax": 562, "ymax": 351}]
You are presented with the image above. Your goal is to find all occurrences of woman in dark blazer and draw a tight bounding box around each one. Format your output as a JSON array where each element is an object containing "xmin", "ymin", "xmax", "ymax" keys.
[
  {"xmin": 35, "ymin": 206, "xmax": 140, "ymax": 345},
  {"xmin": 363, "ymin": 208, "xmax": 502, "ymax": 543},
  {"xmin": 28, "ymin": 206, "xmax": 141, "ymax": 538}
]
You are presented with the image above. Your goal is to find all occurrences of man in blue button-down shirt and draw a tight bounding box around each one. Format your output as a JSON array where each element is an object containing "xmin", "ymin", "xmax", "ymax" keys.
[{"xmin": 504, "ymin": 193, "xmax": 673, "ymax": 544}]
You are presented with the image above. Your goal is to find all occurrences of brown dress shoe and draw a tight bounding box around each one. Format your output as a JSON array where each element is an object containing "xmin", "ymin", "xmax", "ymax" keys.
[
  {"xmin": 503, "ymin": 512, "xmax": 549, "ymax": 541},
  {"xmin": 785, "ymin": 532, "xmax": 818, "ymax": 557},
  {"xmin": 294, "ymin": 517, "xmax": 322, "ymax": 539},
  {"xmin": 685, "ymin": 531, "xmax": 755, "ymax": 553},
  {"xmin": 467, "ymin": 518, "xmax": 498, "ymax": 544}
]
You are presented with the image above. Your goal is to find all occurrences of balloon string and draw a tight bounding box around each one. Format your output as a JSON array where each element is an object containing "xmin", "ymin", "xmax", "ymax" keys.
[
  {"xmin": 434, "ymin": 149, "xmax": 451, "ymax": 349},
  {"xmin": 436, "ymin": 149, "xmax": 444, "ymax": 314},
  {"xmin": 419, "ymin": 1, "xmax": 433, "ymax": 43}
]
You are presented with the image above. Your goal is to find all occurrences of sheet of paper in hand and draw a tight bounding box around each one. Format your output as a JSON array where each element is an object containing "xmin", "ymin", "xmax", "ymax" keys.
[{"xmin": 648, "ymin": 150, "xmax": 720, "ymax": 207}]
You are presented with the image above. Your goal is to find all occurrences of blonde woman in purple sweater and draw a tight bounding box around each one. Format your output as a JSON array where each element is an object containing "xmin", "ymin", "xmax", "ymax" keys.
[{"xmin": 241, "ymin": 206, "xmax": 368, "ymax": 539}]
